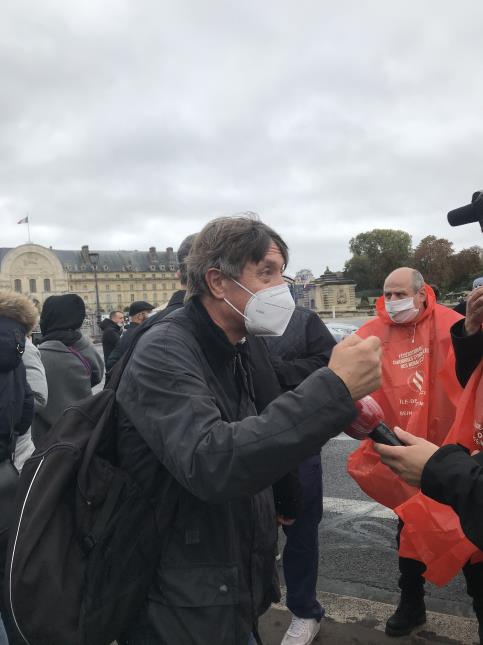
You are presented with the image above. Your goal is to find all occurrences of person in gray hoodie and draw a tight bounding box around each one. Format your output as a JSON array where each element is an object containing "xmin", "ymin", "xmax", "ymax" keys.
[{"xmin": 32, "ymin": 294, "xmax": 104, "ymax": 447}]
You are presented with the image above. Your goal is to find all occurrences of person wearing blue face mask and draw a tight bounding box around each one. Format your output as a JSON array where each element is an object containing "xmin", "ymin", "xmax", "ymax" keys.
[{"xmin": 115, "ymin": 215, "xmax": 382, "ymax": 645}]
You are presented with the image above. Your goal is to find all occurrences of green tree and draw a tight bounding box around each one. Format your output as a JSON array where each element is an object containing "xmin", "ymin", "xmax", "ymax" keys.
[
  {"xmin": 448, "ymin": 246, "xmax": 483, "ymax": 290},
  {"xmin": 413, "ymin": 236, "xmax": 454, "ymax": 289},
  {"xmin": 344, "ymin": 254, "xmax": 374, "ymax": 290},
  {"xmin": 344, "ymin": 229, "xmax": 413, "ymax": 290}
]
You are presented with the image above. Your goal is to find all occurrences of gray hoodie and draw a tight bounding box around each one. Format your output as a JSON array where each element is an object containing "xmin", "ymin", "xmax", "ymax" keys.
[{"xmin": 32, "ymin": 334, "xmax": 104, "ymax": 446}]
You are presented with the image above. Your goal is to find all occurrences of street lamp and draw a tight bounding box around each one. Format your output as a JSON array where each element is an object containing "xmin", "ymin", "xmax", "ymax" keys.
[{"xmin": 88, "ymin": 252, "xmax": 101, "ymax": 326}]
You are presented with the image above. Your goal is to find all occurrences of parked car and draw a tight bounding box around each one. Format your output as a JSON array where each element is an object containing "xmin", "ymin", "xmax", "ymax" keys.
[{"xmin": 325, "ymin": 321, "xmax": 359, "ymax": 343}]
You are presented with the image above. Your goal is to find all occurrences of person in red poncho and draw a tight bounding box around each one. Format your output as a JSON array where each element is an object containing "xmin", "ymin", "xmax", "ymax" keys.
[
  {"xmin": 375, "ymin": 284, "xmax": 483, "ymax": 644},
  {"xmin": 347, "ymin": 267, "xmax": 463, "ymax": 637}
]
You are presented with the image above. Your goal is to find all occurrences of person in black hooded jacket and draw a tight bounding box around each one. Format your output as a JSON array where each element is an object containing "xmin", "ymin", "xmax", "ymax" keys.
[
  {"xmin": 0, "ymin": 290, "xmax": 36, "ymax": 466},
  {"xmin": 0, "ymin": 289, "xmax": 37, "ymax": 644}
]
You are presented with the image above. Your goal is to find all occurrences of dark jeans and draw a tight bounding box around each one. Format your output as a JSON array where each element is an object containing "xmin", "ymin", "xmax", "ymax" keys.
[{"xmin": 282, "ymin": 454, "xmax": 324, "ymax": 622}]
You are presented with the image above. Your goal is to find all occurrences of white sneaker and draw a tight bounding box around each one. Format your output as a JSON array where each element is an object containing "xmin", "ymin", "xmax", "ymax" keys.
[{"xmin": 281, "ymin": 616, "xmax": 320, "ymax": 645}]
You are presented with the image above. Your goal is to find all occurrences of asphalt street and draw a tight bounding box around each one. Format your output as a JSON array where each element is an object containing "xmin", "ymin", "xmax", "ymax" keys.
[{"xmin": 286, "ymin": 437, "xmax": 473, "ymax": 619}]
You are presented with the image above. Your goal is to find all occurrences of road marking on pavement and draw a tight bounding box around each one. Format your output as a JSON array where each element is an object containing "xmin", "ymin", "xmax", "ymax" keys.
[{"xmin": 323, "ymin": 496, "xmax": 396, "ymax": 520}]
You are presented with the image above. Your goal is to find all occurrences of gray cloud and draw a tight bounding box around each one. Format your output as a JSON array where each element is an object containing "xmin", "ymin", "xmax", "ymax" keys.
[{"xmin": 2, "ymin": 0, "xmax": 483, "ymax": 275}]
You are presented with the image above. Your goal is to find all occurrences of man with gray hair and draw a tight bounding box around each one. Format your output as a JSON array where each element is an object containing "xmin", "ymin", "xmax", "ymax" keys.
[
  {"xmin": 116, "ymin": 215, "xmax": 382, "ymax": 645},
  {"xmin": 348, "ymin": 266, "xmax": 463, "ymax": 638}
]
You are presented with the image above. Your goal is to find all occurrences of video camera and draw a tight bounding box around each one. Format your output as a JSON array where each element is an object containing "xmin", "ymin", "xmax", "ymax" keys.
[{"xmin": 448, "ymin": 190, "xmax": 483, "ymax": 232}]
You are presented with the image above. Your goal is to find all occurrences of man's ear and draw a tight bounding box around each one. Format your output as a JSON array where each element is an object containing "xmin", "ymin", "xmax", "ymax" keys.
[
  {"xmin": 419, "ymin": 286, "xmax": 427, "ymax": 304},
  {"xmin": 205, "ymin": 268, "xmax": 226, "ymax": 300}
]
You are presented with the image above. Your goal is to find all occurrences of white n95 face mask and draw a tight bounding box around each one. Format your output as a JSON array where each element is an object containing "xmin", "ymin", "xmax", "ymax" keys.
[
  {"xmin": 224, "ymin": 280, "xmax": 295, "ymax": 336},
  {"xmin": 385, "ymin": 297, "xmax": 419, "ymax": 323}
]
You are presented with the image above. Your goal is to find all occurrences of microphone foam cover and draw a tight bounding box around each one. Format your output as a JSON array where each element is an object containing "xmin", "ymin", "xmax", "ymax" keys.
[{"xmin": 344, "ymin": 395, "xmax": 384, "ymax": 440}]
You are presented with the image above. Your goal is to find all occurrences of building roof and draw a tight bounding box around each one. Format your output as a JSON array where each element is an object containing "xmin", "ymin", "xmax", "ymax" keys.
[{"xmin": 0, "ymin": 245, "xmax": 179, "ymax": 273}]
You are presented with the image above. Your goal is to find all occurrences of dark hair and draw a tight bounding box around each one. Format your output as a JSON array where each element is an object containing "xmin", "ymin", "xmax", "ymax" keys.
[
  {"xmin": 177, "ymin": 234, "xmax": 198, "ymax": 286},
  {"xmin": 186, "ymin": 214, "xmax": 289, "ymax": 299}
]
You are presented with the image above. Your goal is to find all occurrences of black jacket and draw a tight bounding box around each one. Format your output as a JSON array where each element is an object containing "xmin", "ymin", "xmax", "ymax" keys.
[
  {"xmin": 100, "ymin": 318, "xmax": 122, "ymax": 364},
  {"xmin": 264, "ymin": 307, "xmax": 336, "ymax": 392},
  {"xmin": 451, "ymin": 318, "xmax": 483, "ymax": 387},
  {"xmin": 420, "ymin": 319, "xmax": 483, "ymax": 550},
  {"xmin": 422, "ymin": 446, "xmax": 483, "ymax": 551},
  {"xmin": 0, "ymin": 317, "xmax": 33, "ymax": 462},
  {"xmin": 116, "ymin": 297, "xmax": 356, "ymax": 644},
  {"xmin": 106, "ymin": 291, "xmax": 186, "ymax": 371}
]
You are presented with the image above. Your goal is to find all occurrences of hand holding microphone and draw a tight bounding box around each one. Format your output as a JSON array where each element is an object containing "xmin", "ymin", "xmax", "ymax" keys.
[{"xmin": 344, "ymin": 395, "xmax": 404, "ymax": 446}]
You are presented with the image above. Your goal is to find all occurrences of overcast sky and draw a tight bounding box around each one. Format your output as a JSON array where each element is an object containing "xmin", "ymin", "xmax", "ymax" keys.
[{"xmin": 1, "ymin": 0, "xmax": 483, "ymax": 276}]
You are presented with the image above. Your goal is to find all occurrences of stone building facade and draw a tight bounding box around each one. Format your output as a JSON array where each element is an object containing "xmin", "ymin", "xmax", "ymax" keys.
[
  {"xmin": 0, "ymin": 243, "xmax": 181, "ymax": 315},
  {"xmin": 310, "ymin": 268, "xmax": 356, "ymax": 314}
]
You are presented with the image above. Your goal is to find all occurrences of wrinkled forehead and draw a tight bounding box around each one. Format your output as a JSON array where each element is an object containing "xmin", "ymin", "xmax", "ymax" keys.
[{"xmin": 383, "ymin": 273, "xmax": 415, "ymax": 296}]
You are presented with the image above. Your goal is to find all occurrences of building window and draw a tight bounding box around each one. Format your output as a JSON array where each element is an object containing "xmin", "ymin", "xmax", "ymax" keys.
[
  {"xmin": 106, "ymin": 284, "xmax": 110, "ymax": 291},
  {"xmin": 29, "ymin": 279, "xmax": 37, "ymax": 293},
  {"xmin": 130, "ymin": 283, "xmax": 134, "ymax": 291},
  {"xmin": 172, "ymin": 282, "xmax": 176, "ymax": 289},
  {"xmin": 44, "ymin": 278, "xmax": 51, "ymax": 292},
  {"xmin": 130, "ymin": 294, "xmax": 134, "ymax": 302},
  {"xmin": 84, "ymin": 295, "xmax": 89, "ymax": 302},
  {"xmin": 161, "ymin": 273, "xmax": 166, "ymax": 278},
  {"xmin": 14, "ymin": 279, "xmax": 22, "ymax": 293},
  {"xmin": 129, "ymin": 274, "xmax": 133, "ymax": 279},
  {"xmin": 162, "ymin": 283, "xmax": 166, "ymax": 290},
  {"xmin": 117, "ymin": 294, "xmax": 122, "ymax": 304},
  {"xmin": 84, "ymin": 284, "xmax": 88, "ymax": 291},
  {"xmin": 152, "ymin": 273, "xmax": 156, "ymax": 279},
  {"xmin": 151, "ymin": 283, "xmax": 156, "ymax": 290},
  {"xmin": 117, "ymin": 283, "xmax": 121, "ymax": 289},
  {"xmin": 116, "ymin": 274, "xmax": 120, "ymax": 279}
]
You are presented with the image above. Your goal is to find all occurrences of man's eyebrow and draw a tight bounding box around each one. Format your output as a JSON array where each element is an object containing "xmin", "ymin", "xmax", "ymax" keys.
[{"xmin": 259, "ymin": 259, "xmax": 283, "ymax": 269}]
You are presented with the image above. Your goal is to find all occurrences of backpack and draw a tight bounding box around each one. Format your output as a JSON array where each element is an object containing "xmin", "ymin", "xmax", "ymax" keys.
[{"xmin": 4, "ymin": 318, "xmax": 170, "ymax": 645}]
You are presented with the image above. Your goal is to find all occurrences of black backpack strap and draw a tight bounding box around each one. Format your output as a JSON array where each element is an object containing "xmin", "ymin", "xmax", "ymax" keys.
[{"xmin": 106, "ymin": 313, "xmax": 167, "ymax": 392}]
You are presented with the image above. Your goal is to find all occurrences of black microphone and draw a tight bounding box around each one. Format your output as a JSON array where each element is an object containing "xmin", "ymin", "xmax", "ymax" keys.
[
  {"xmin": 448, "ymin": 190, "xmax": 483, "ymax": 229},
  {"xmin": 343, "ymin": 396, "xmax": 404, "ymax": 446}
]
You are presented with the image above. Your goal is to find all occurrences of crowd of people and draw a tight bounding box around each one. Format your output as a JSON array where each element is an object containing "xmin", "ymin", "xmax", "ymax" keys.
[{"xmin": 0, "ymin": 214, "xmax": 481, "ymax": 645}]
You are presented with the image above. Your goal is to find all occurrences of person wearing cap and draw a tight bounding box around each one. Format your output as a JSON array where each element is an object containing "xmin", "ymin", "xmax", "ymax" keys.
[
  {"xmin": 31, "ymin": 294, "xmax": 104, "ymax": 446},
  {"xmin": 105, "ymin": 301, "xmax": 154, "ymax": 371}
]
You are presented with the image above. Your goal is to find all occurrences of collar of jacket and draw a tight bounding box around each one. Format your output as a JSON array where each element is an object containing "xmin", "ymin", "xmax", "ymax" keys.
[
  {"xmin": 185, "ymin": 297, "xmax": 241, "ymax": 370},
  {"xmin": 167, "ymin": 289, "xmax": 186, "ymax": 308},
  {"xmin": 100, "ymin": 318, "xmax": 122, "ymax": 333}
]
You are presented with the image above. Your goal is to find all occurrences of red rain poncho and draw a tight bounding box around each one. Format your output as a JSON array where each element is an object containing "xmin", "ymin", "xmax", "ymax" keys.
[
  {"xmin": 396, "ymin": 361, "xmax": 483, "ymax": 585},
  {"xmin": 347, "ymin": 286, "xmax": 463, "ymax": 509}
]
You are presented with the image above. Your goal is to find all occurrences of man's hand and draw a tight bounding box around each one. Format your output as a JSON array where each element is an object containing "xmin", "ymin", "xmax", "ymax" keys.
[
  {"xmin": 373, "ymin": 427, "xmax": 439, "ymax": 487},
  {"xmin": 277, "ymin": 515, "xmax": 295, "ymax": 526},
  {"xmin": 328, "ymin": 334, "xmax": 382, "ymax": 400},
  {"xmin": 465, "ymin": 286, "xmax": 483, "ymax": 336}
]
